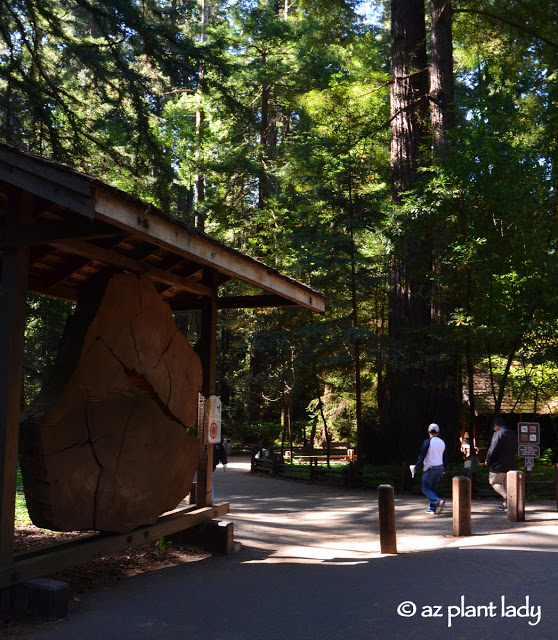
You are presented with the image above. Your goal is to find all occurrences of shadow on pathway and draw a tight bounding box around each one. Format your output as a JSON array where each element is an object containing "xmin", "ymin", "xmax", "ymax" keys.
[{"xmin": 17, "ymin": 458, "xmax": 558, "ymax": 640}]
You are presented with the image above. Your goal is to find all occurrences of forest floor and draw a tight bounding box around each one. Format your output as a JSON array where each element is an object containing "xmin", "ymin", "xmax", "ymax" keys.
[{"xmin": 4, "ymin": 525, "xmax": 208, "ymax": 637}]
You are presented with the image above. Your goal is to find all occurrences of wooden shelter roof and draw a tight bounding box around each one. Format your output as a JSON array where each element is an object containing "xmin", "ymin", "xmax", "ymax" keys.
[{"xmin": 0, "ymin": 143, "xmax": 325, "ymax": 313}]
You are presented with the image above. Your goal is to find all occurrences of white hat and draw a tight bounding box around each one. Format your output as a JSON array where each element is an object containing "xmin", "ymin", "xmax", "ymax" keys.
[{"xmin": 428, "ymin": 423, "xmax": 440, "ymax": 433}]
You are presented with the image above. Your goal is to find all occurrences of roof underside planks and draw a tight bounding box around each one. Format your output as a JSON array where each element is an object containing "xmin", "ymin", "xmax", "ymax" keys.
[{"xmin": 0, "ymin": 143, "xmax": 325, "ymax": 313}]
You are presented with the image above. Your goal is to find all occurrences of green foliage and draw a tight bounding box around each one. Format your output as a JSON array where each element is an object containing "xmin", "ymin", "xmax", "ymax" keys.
[
  {"xmin": 23, "ymin": 295, "xmax": 73, "ymax": 404},
  {"xmin": 15, "ymin": 466, "xmax": 31, "ymax": 525},
  {"xmin": 155, "ymin": 537, "xmax": 167, "ymax": 552},
  {"xmin": 237, "ymin": 421, "xmax": 283, "ymax": 446},
  {"xmin": 6, "ymin": 1, "xmax": 558, "ymax": 460}
]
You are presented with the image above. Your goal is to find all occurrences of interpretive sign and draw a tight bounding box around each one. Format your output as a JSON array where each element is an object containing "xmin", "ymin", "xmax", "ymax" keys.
[
  {"xmin": 518, "ymin": 422, "xmax": 540, "ymax": 445},
  {"xmin": 204, "ymin": 395, "xmax": 222, "ymax": 444},
  {"xmin": 517, "ymin": 423, "xmax": 540, "ymax": 472},
  {"xmin": 518, "ymin": 444, "xmax": 540, "ymax": 458}
]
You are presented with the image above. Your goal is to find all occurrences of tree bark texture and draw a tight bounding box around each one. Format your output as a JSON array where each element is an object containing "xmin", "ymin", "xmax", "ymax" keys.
[
  {"xmin": 430, "ymin": 0, "xmax": 455, "ymax": 158},
  {"xmin": 384, "ymin": 0, "xmax": 460, "ymax": 461},
  {"xmin": 390, "ymin": 0, "xmax": 429, "ymax": 198},
  {"xmin": 385, "ymin": 0, "xmax": 430, "ymax": 462},
  {"xmin": 19, "ymin": 273, "xmax": 202, "ymax": 533}
]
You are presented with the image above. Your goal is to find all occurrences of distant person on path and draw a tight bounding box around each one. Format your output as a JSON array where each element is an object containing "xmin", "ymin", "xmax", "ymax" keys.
[
  {"xmin": 411, "ymin": 423, "xmax": 447, "ymax": 515},
  {"xmin": 484, "ymin": 417, "xmax": 517, "ymax": 511},
  {"xmin": 212, "ymin": 439, "xmax": 228, "ymax": 500}
]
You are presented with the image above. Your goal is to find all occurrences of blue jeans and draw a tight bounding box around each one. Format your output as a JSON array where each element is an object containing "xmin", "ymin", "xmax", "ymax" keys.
[{"xmin": 422, "ymin": 465, "xmax": 444, "ymax": 511}]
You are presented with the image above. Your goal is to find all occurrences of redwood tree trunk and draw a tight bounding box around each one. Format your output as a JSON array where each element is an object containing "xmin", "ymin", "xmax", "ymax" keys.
[
  {"xmin": 383, "ymin": 0, "xmax": 460, "ymax": 463},
  {"xmin": 383, "ymin": 0, "xmax": 430, "ymax": 463},
  {"xmin": 430, "ymin": 0, "xmax": 455, "ymax": 158},
  {"xmin": 390, "ymin": 0, "xmax": 429, "ymax": 198}
]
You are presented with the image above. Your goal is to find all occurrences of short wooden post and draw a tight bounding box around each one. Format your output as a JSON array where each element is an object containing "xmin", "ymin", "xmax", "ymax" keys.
[
  {"xmin": 554, "ymin": 464, "xmax": 558, "ymax": 511},
  {"xmin": 378, "ymin": 484, "xmax": 397, "ymax": 554},
  {"xmin": 507, "ymin": 470, "xmax": 525, "ymax": 522},
  {"xmin": 452, "ymin": 476, "xmax": 471, "ymax": 536}
]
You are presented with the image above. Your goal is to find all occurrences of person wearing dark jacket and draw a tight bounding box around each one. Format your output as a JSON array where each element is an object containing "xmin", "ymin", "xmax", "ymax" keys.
[
  {"xmin": 484, "ymin": 417, "xmax": 516, "ymax": 510},
  {"xmin": 213, "ymin": 440, "xmax": 228, "ymax": 471},
  {"xmin": 211, "ymin": 440, "xmax": 228, "ymax": 501}
]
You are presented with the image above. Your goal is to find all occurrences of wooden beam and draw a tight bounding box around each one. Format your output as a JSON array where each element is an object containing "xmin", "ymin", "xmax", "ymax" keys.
[
  {"xmin": 34, "ymin": 255, "xmax": 92, "ymax": 293},
  {"xmin": 0, "ymin": 190, "xmax": 30, "ymax": 564},
  {"xmin": 94, "ymin": 189, "xmax": 326, "ymax": 312},
  {"xmin": 169, "ymin": 294, "xmax": 300, "ymax": 313},
  {"xmin": 0, "ymin": 148, "xmax": 94, "ymax": 218},
  {"xmin": 51, "ymin": 239, "xmax": 212, "ymax": 297},
  {"xmin": 26, "ymin": 277, "xmax": 92, "ymax": 304},
  {"xmin": 0, "ymin": 219, "xmax": 124, "ymax": 248},
  {"xmin": 217, "ymin": 294, "xmax": 299, "ymax": 309},
  {"xmin": 0, "ymin": 503, "xmax": 229, "ymax": 589}
]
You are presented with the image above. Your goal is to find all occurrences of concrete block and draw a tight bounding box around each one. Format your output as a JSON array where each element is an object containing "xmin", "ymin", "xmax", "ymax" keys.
[
  {"xmin": 204, "ymin": 519, "xmax": 234, "ymax": 555},
  {"xmin": 0, "ymin": 586, "xmax": 12, "ymax": 613},
  {"xmin": 12, "ymin": 578, "xmax": 69, "ymax": 619}
]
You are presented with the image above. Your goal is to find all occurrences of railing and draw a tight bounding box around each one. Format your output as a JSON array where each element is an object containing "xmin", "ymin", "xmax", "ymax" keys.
[{"xmin": 250, "ymin": 452, "xmax": 361, "ymax": 488}]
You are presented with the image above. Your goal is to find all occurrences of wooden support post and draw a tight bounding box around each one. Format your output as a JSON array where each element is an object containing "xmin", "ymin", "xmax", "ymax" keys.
[
  {"xmin": 452, "ymin": 476, "xmax": 471, "ymax": 536},
  {"xmin": 507, "ymin": 470, "xmax": 525, "ymax": 522},
  {"xmin": 0, "ymin": 190, "xmax": 30, "ymax": 564},
  {"xmin": 378, "ymin": 484, "xmax": 397, "ymax": 554},
  {"xmin": 196, "ymin": 268, "xmax": 218, "ymax": 507},
  {"xmin": 554, "ymin": 464, "xmax": 558, "ymax": 511}
]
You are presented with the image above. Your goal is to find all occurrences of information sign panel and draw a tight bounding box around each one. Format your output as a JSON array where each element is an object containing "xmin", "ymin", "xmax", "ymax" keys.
[
  {"xmin": 517, "ymin": 422, "xmax": 540, "ymax": 446},
  {"xmin": 518, "ymin": 444, "xmax": 540, "ymax": 458}
]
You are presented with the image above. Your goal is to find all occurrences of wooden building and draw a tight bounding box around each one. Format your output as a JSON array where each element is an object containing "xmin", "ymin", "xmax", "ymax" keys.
[
  {"xmin": 0, "ymin": 143, "xmax": 325, "ymax": 588},
  {"xmin": 461, "ymin": 365, "xmax": 558, "ymax": 459}
]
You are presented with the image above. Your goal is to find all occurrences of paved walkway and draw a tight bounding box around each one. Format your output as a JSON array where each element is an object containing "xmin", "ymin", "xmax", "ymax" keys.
[{"xmin": 19, "ymin": 458, "xmax": 558, "ymax": 639}]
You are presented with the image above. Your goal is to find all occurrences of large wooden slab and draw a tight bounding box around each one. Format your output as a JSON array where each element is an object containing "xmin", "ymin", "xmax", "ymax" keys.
[{"xmin": 19, "ymin": 273, "xmax": 203, "ymax": 533}]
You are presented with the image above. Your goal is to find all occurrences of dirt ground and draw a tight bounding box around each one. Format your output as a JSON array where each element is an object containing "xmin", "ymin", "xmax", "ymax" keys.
[{"xmin": 3, "ymin": 525, "xmax": 209, "ymax": 638}]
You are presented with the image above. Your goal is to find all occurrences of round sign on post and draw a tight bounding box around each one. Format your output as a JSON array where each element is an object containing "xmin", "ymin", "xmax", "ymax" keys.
[{"xmin": 204, "ymin": 395, "xmax": 222, "ymax": 444}]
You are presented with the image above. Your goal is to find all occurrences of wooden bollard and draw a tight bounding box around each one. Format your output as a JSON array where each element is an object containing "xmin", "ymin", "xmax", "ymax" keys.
[
  {"xmin": 507, "ymin": 470, "xmax": 525, "ymax": 522},
  {"xmin": 452, "ymin": 476, "xmax": 471, "ymax": 536},
  {"xmin": 378, "ymin": 484, "xmax": 397, "ymax": 554}
]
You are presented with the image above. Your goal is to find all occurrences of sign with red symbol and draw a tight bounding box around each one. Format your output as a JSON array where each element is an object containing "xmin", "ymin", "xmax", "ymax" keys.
[{"xmin": 204, "ymin": 395, "xmax": 222, "ymax": 444}]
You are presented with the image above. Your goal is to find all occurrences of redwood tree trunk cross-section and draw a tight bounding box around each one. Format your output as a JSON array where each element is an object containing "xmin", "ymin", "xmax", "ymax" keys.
[{"xmin": 19, "ymin": 273, "xmax": 203, "ymax": 533}]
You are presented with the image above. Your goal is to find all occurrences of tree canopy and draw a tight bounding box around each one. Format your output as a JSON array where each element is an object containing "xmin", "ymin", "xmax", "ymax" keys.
[{"xmin": 4, "ymin": 0, "xmax": 558, "ymax": 462}]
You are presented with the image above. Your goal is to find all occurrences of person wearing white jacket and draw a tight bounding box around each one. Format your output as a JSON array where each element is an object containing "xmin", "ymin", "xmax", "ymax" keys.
[{"xmin": 411, "ymin": 423, "xmax": 447, "ymax": 514}]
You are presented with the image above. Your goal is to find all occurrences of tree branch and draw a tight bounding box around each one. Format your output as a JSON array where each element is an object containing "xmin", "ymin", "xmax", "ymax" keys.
[{"xmin": 454, "ymin": 8, "xmax": 558, "ymax": 50}]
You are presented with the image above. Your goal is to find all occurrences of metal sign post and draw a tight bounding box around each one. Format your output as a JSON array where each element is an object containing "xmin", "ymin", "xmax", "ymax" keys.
[{"xmin": 517, "ymin": 422, "xmax": 540, "ymax": 472}]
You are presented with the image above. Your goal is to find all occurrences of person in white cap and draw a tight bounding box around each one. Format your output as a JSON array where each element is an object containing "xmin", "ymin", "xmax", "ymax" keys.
[{"xmin": 411, "ymin": 423, "xmax": 447, "ymax": 514}]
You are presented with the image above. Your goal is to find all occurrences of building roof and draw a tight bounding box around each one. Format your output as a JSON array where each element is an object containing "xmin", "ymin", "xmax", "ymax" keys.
[
  {"xmin": 0, "ymin": 143, "xmax": 325, "ymax": 313},
  {"xmin": 463, "ymin": 366, "xmax": 558, "ymax": 416}
]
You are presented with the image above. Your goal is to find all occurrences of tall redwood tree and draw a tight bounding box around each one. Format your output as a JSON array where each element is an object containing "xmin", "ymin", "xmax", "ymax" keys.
[{"xmin": 382, "ymin": 0, "xmax": 460, "ymax": 462}]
